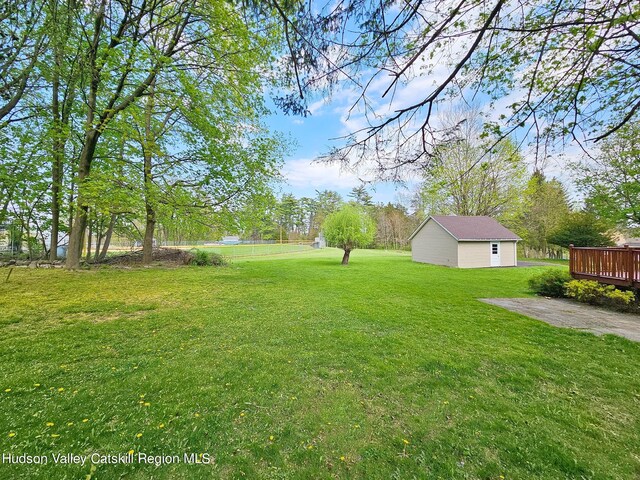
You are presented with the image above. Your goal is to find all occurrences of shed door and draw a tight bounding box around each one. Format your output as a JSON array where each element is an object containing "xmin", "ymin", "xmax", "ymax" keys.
[{"xmin": 490, "ymin": 242, "xmax": 500, "ymax": 267}]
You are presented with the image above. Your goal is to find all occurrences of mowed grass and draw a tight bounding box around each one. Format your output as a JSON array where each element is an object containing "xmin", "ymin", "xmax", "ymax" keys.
[
  {"xmin": 0, "ymin": 249, "xmax": 639, "ymax": 479},
  {"xmin": 197, "ymin": 243, "xmax": 313, "ymax": 258}
]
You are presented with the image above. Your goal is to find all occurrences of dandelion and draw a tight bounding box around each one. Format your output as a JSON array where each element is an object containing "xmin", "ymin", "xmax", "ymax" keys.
[
  {"xmin": 67, "ymin": 422, "xmax": 74, "ymax": 426},
  {"xmin": 34, "ymin": 384, "xmax": 41, "ymax": 387},
  {"xmin": 307, "ymin": 445, "xmax": 313, "ymax": 450},
  {"xmin": 82, "ymin": 419, "xmax": 89, "ymax": 423},
  {"xmin": 269, "ymin": 435, "xmax": 274, "ymax": 441},
  {"xmin": 136, "ymin": 433, "xmax": 142, "ymax": 438},
  {"xmin": 194, "ymin": 413, "xmax": 200, "ymax": 418},
  {"xmin": 340, "ymin": 456, "xmax": 346, "ymax": 462},
  {"xmin": 51, "ymin": 434, "xmax": 60, "ymax": 438},
  {"xmin": 239, "ymin": 412, "xmax": 245, "ymax": 417},
  {"xmin": 46, "ymin": 422, "xmax": 54, "ymax": 427},
  {"xmin": 403, "ymin": 439, "xmax": 410, "ymax": 445},
  {"xmin": 8, "ymin": 432, "xmax": 16, "ymax": 438},
  {"xmin": 128, "ymin": 450, "xmax": 135, "ymax": 455},
  {"xmin": 4, "ymin": 388, "xmax": 11, "ymax": 392},
  {"xmin": 158, "ymin": 424, "xmax": 165, "ymax": 429},
  {"xmin": 58, "ymin": 387, "xmax": 64, "ymax": 392}
]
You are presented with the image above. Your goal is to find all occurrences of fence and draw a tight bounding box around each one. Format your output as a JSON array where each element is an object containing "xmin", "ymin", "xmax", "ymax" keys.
[{"xmin": 569, "ymin": 244, "xmax": 640, "ymax": 288}]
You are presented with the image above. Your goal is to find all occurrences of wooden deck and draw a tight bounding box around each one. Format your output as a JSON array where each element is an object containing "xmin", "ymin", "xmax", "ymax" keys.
[{"xmin": 569, "ymin": 245, "xmax": 640, "ymax": 288}]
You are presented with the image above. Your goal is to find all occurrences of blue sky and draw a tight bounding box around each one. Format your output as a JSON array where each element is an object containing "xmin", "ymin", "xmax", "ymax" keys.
[{"xmin": 265, "ymin": 94, "xmax": 416, "ymax": 206}]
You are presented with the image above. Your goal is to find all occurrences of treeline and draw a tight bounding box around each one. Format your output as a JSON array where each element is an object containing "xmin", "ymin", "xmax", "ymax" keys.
[
  {"xmin": 412, "ymin": 111, "xmax": 624, "ymax": 257},
  {"xmin": 242, "ymin": 187, "xmax": 421, "ymax": 250}
]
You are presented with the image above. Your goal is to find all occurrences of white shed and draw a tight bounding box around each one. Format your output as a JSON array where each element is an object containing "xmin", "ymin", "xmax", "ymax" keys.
[{"xmin": 409, "ymin": 216, "xmax": 520, "ymax": 268}]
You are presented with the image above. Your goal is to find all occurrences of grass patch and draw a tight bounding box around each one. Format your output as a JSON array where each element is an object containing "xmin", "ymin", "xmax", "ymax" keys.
[{"xmin": 1, "ymin": 249, "xmax": 639, "ymax": 479}]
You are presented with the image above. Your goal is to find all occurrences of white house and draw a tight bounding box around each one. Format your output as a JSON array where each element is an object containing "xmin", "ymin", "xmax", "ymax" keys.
[{"xmin": 409, "ymin": 216, "xmax": 520, "ymax": 268}]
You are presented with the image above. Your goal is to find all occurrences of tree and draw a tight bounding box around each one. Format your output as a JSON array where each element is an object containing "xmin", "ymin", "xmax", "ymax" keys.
[
  {"xmin": 322, "ymin": 205, "xmax": 375, "ymax": 265},
  {"xmin": 518, "ymin": 171, "xmax": 572, "ymax": 256},
  {"xmin": 573, "ymin": 123, "xmax": 640, "ymax": 232},
  {"xmin": 0, "ymin": 0, "xmax": 46, "ymax": 126},
  {"xmin": 348, "ymin": 186, "xmax": 373, "ymax": 207},
  {"xmin": 548, "ymin": 212, "xmax": 614, "ymax": 248},
  {"xmin": 419, "ymin": 113, "xmax": 526, "ymax": 219},
  {"xmin": 268, "ymin": 0, "xmax": 640, "ymax": 176}
]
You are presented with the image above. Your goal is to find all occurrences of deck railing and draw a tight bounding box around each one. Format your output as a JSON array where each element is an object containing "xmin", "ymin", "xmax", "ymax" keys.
[{"xmin": 569, "ymin": 244, "xmax": 640, "ymax": 288}]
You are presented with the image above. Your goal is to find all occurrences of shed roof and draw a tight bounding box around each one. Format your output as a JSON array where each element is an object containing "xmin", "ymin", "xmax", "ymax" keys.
[{"xmin": 409, "ymin": 215, "xmax": 521, "ymax": 241}]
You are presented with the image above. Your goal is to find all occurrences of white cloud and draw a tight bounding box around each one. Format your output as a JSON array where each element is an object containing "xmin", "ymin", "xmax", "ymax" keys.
[{"xmin": 282, "ymin": 158, "xmax": 362, "ymax": 189}]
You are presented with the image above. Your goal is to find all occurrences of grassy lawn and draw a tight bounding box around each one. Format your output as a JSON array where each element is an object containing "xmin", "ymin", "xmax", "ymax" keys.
[{"xmin": 1, "ymin": 249, "xmax": 639, "ymax": 479}]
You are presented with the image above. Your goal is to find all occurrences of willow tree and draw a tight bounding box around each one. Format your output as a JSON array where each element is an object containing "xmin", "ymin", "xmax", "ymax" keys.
[{"xmin": 323, "ymin": 205, "xmax": 375, "ymax": 265}]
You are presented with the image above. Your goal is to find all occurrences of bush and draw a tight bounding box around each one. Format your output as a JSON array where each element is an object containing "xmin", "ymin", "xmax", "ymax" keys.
[
  {"xmin": 190, "ymin": 250, "xmax": 226, "ymax": 267},
  {"xmin": 565, "ymin": 280, "xmax": 636, "ymax": 311},
  {"xmin": 528, "ymin": 269, "xmax": 572, "ymax": 297}
]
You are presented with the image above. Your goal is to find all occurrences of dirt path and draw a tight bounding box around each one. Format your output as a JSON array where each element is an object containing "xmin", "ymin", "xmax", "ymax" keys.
[{"xmin": 480, "ymin": 297, "xmax": 640, "ymax": 342}]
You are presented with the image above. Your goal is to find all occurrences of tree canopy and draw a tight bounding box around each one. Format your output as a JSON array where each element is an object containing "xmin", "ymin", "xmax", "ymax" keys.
[
  {"xmin": 268, "ymin": 0, "xmax": 640, "ymax": 177},
  {"xmin": 322, "ymin": 205, "xmax": 376, "ymax": 265}
]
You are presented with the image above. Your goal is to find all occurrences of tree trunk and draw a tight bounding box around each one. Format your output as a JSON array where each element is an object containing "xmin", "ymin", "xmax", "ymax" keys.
[
  {"xmin": 142, "ymin": 79, "xmax": 156, "ymax": 265},
  {"xmin": 341, "ymin": 249, "xmax": 351, "ymax": 265},
  {"xmin": 98, "ymin": 213, "xmax": 117, "ymax": 261},
  {"xmin": 50, "ymin": 69, "xmax": 62, "ymax": 262},
  {"xmin": 86, "ymin": 219, "xmax": 93, "ymax": 261},
  {"xmin": 66, "ymin": 129, "xmax": 99, "ymax": 268}
]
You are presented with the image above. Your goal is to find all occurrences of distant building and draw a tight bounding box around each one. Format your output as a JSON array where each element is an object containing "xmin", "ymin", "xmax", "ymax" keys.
[{"xmin": 409, "ymin": 216, "xmax": 520, "ymax": 268}]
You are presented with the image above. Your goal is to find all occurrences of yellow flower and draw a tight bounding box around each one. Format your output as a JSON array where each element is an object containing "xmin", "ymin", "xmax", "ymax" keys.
[
  {"xmin": 46, "ymin": 422, "xmax": 54, "ymax": 427},
  {"xmin": 8, "ymin": 432, "xmax": 16, "ymax": 438},
  {"xmin": 58, "ymin": 387, "xmax": 64, "ymax": 392},
  {"xmin": 239, "ymin": 412, "xmax": 245, "ymax": 417},
  {"xmin": 269, "ymin": 435, "xmax": 274, "ymax": 441},
  {"xmin": 403, "ymin": 439, "xmax": 410, "ymax": 445},
  {"xmin": 51, "ymin": 434, "xmax": 60, "ymax": 438},
  {"xmin": 194, "ymin": 413, "xmax": 200, "ymax": 418},
  {"xmin": 307, "ymin": 445, "xmax": 313, "ymax": 450},
  {"xmin": 82, "ymin": 418, "xmax": 89, "ymax": 423},
  {"xmin": 158, "ymin": 423, "xmax": 165, "ymax": 429},
  {"xmin": 128, "ymin": 449, "xmax": 135, "ymax": 455},
  {"xmin": 143, "ymin": 402, "xmax": 150, "ymax": 407},
  {"xmin": 67, "ymin": 422, "xmax": 74, "ymax": 426},
  {"xmin": 136, "ymin": 433, "xmax": 142, "ymax": 438},
  {"xmin": 340, "ymin": 456, "xmax": 346, "ymax": 461},
  {"xmin": 34, "ymin": 384, "xmax": 41, "ymax": 387},
  {"xmin": 4, "ymin": 388, "xmax": 11, "ymax": 392}
]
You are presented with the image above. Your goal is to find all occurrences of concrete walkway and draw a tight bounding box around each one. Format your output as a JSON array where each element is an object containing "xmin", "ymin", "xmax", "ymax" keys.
[{"xmin": 480, "ymin": 297, "xmax": 640, "ymax": 342}]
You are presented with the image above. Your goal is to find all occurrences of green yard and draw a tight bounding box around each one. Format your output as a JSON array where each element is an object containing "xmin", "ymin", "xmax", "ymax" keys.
[{"xmin": 1, "ymin": 250, "xmax": 639, "ymax": 479}]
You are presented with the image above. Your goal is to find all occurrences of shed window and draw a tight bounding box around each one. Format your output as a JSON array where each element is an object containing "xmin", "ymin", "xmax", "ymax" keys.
[{"xmin": 491, "ymin": 243, "xmax": 498, "ymax": 254}]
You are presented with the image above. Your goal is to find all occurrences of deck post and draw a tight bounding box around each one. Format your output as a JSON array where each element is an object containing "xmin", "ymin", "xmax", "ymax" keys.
[
  {"xmin": 624, "ymin": 244, "xmax": 633, "ymax": 286},
  {"xmin": 569, "ymin": 244, "xmax": 574, "ymax": 275}
]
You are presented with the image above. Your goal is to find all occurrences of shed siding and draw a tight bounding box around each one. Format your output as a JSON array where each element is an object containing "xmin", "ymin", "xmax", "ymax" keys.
[
  {"xmin": 500, "ymin": 241, "xmax": 517, "ymax": 267},
  {"xmin": 457, "ymin": 241, "xmax": 491, "ymax": 268},
  {"xmin": 411, "ymin": 220, "xmax": 458, "ymax": 266}
]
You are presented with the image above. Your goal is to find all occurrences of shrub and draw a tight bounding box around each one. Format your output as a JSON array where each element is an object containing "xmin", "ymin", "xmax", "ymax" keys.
[
  {"xmin": 190, "ymin": 250, "xmax": 226, "ymax": 267},
  {"xmin": 565, "ymin": 279, "xmax": 636, "ymax": 311},
  {"xmin": 528, "ymin": 269, "xmax": 572, "ymax": 297}
]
